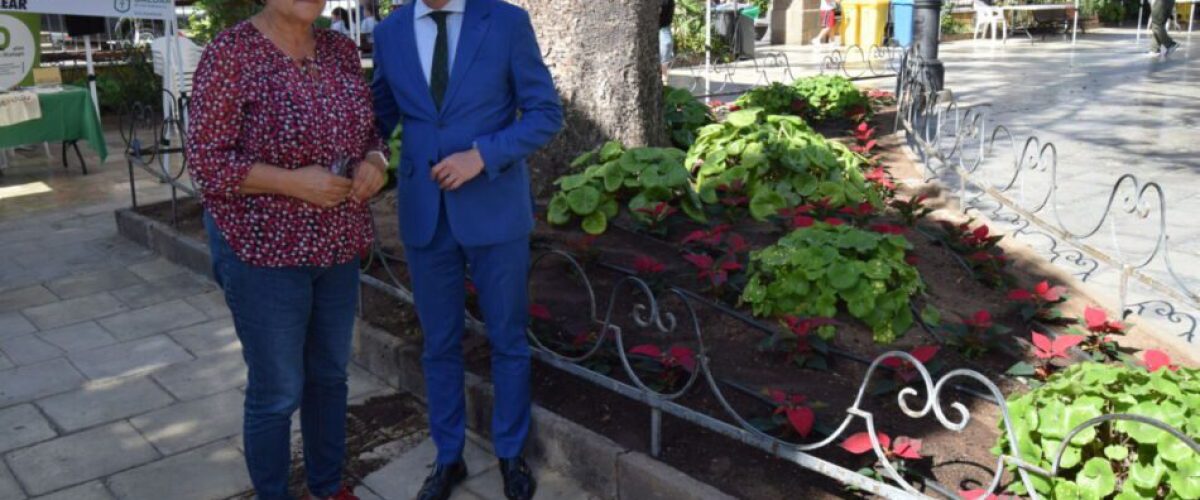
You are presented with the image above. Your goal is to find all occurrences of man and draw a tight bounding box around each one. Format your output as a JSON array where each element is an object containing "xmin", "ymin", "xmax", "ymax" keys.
[
  {"xmin": 1149, "ymin": 0, "xmax": 1180, "ymax": 58},
  {"xmin": 660, "ymin": 0, "xmax": 676, "ymax": 84},
  {"xmin": 370, "ymin": 1, "xmax": 563, "ymax": 499}
]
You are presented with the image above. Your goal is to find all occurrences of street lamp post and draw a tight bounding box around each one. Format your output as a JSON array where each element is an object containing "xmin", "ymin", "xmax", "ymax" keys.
[{"xmin": 912, "ymin": 0, "xmax": 945, "ymax": 91}]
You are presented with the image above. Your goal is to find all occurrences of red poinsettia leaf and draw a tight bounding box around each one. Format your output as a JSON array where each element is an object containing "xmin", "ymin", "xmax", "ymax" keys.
[
  {"xmin": 1031, "ymin": 331, "xmax": 1053, "ymax": 359},
  {"xmin": 1008, "ymin": 289, "xmax": 1033, "ymax": 301},
  {"xmin": 910, "ymin": 345, "xmax": 939, "ymax": 363},
  {"xmin": 972, "ymin": 225, "xmax": 990, "ymax": 239},
  {"xmin": 786, "ymin": 406, "xmax": 815, "ymax": 438},
  {"xmin": 667, "ymin": 346, "xmax": 697, "ymax": 371},
  {"xmin": 1034, "ymin": 281, "xmax": 1050, "ymax": 295},
  {"xmin": 768, "ymin": 388, "xmax": 787, "ymax": 403},
  {"xmin": 959, "ymin": 489, "xmax": 999, "ymax": 500},
  {"xmin": 1052, "ymin": 335, "xmax": 1085, "ymax": 355},
  {"xmin": 823, "ymin": 217, "xmax": 845, "ymax": 227},
  {"xmin": 629, "ymin": 344, "xmax": 663, "ymax": 359},
  {"xmin": 1044, "ymin": 286, "xmax": 1067, "ymax": 302},
  {"xmin": 792, "ymin": 215, "xmax": 816, "ymax": 229},
  {"xmin": 633, "ymin": 255, "xmax": 665, "ymax": 275},
  {"xmin": 529, "ymin": 303, "xmax": 551, "ymax": 321},
  {"xmin": 682, "ymin": 253, "xmax": 714, "ymax": 269},
  {"xmin": 969, "ymin": 251, "xmax": 992, "ymax": 262},
  {"xmin": 862, "ymin": 139, "xmax": 878, "ymax": 152},
  {"xmin": 1143, "ymin": 349, "xmax": 1176, "ymax": 372},
  {"xmin": 720, "ymin": 260, "xmax": 743, "ymax": 272},
  {"xmin": 840, "ymin": 432, "xmax": 888, "ymax": 455},
  {"xmin": 681, "ymin": 230, "xmax": 707, "ymax": 245},
  {"xmin": 870, "ymin": 224, "xmax": 907, "ymax": 235},
  {"xmin": 1084, "ymin": 306, "xmax": 1108, "ymax": 331},
  {"xmin": 971, "ymin": 310, "xmax": 992, "ymax": 328},
  {"xmin": 727, "ymin": 233, "xmax": 750, "ymax": 253},
  {"xmin": 892, "ymin": 436, "xmax": 923, "ymax": 459},
  {"xmin": 905, "ymin": 254, "xmax": 920, "ymax": 266}
]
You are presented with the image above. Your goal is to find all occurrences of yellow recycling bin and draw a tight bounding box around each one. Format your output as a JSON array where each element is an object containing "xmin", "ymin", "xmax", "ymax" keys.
[{"xmin": 840, "ymin": 0, "xmax": 891, "ymax": 47}]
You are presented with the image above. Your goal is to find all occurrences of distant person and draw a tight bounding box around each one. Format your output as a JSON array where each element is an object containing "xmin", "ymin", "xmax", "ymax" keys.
[
  {"xmin": 361, "ymin": 4, "xmax": 381, "ymax": 42},
  {"xmin": 1148, "ymin": 0, "xmax": 1180, "ymax": 57},
  {"xmin": 813, "ymin": 0, "xmax": 838, "ymax": 46},
  {"xmin": 661, "ymin": 0, "xmax": 676, "ymax": 84},
  {"xmin": 331, "ymin": 7, "xmax": 352, "ymax": 37}
]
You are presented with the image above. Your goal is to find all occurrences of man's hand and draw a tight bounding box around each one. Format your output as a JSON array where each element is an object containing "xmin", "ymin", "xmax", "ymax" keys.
[
  {"xmin": 431, "ymin": 148, "xmax": 485, "ymax": 191},
  {"xmin": 288, "ymin": 165, "xmax": 353, "ymax": 208},
  {"xmin": 350, "ymin": 154, "xmax": 388, "ymax": 203}
]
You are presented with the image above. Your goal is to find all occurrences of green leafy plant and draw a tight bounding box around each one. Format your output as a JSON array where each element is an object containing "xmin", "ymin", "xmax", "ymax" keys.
[
  {"xmin": 547, "ymin": 142, "xmax": 699, "ymax": 235},
  {"xmin": 686, "ymin": 108, "xmax": 882, "ymax": 222},
  {"xmin": 733, "ymin": 83, "xmax": 805, "ymax": 116},
  {"xmin": 189, "ymin": 0, "xmax": 261, "ymax": 43},
  {"xmin": 993, "ymin": 362, "xmax": 1200, "ymax": 499},
  {"xmin": 664, "ymin": 86, "xmax": 713, "ymax": 149},
  {"xmin": 792, "ymin": 75, "xmax": 871, "ymax": 123},
  {"xmin": 741, "ymin": 223, "xmax": 924, "ymax": 343}
]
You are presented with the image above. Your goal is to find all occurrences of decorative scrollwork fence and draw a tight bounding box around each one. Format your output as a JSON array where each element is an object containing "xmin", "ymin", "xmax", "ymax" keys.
[{"xmin": 894, "ymin": 46, "xmax": 1199, "ymax": 343}]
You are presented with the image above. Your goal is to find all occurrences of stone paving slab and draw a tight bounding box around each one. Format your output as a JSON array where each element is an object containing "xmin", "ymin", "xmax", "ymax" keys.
[
  {"xmin": 68, "ymin": 335, "xmax": 193, "ymax": 381},
  {"xmin": 126, "ymin": 258, "xmax": 188, "ymax": 282},
  {"xmin": 30, "ymin": 481, "xmax": 114, "ymax": 500},
  {"xmin": 43, "ymin": 268, "xmax": 145, "ymax": 300},
  {"xmin": 0, "ymin": 286, "xmax": 58, "ymax": 315},
  {"xmin": 106, "ymin": 441, "xmax": 252, "ymax": 500},
  {"xmin": 0, "ymin": 462, "xmax": 23, "ymax": 500},
  {"xmin": 36, "ymin": 322, "xmax": 119, "ymax": 354},
  {"xmin": 36, "ymin": 376, "xmax": 175, "ymax": 433},
  {"xmin": 0, "ymin": 353, "xmax": 12, "ymax": 372},
  {"xmin": 360, "ymin": 436, "xmax": 498, "ymax": 500},
  {"xmin": 0, "ymin": 334, "xmax": 63, "ymax": 366},
  {"xmin": 96, "ymin": 299, "xmax": 208, "ymax": 342},
  {"xmin": 0, "ymin": 312, "xmax": 37, "ymax": 340},
  {"xmin": 110, "ymin": 273, "xmax": 217, "ymax": 311},
  {"xmin": 21, "ymin": 292, "xmax": 126, "ymax": 331},
  {"xmin": 166, "ymin": 318, "xmax": 239, "ymax": 357},
  {"xmin": 4, "ymin": 421, "xmax": 160, "ymax": 496},
  {"xmin": 151, "ymin": 351, "xmax": 246, "ymax": 401},
  {"xmin": 183, "ymin": 290, "xmax": 232, "ymax": 320},
  {"xmin": 128, "ymin": 389, "xmax": 244, "ymax": 456},
  {"xmin": 0, "ymin": 404, "xmax": 56, "ymax": 454},
  {"xmin": 0, "ymin": 358, "xmax": 85, "ymax": 409}
]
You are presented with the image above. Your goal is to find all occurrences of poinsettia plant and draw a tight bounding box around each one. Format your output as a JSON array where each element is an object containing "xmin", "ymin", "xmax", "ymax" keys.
[
  {"xmin": 767, "ymin": 388, "xmax": 816, "ymax": 438},
  {"xmin": 993, "ymin": 362, "xmax": 1200, "ymax": 499},
  {"xmin": 890, "ymin": 194, "xmax": 934, "ymax": 227},
  {"xmin": 1008, "ymin": 280, "xmax": 1070, "ymax": 323},
  {"xmin": 941, "ymin": 309, "xmax": 1015, "ymax": 359},
  {"xmin": 940, "ymin": 219, "xmax": 1011, "ymax": 287},
  {"xmin": 632, "ymin": 201, "xmax": 678, "ymax": 235},
  {"xmin": 872, "ymin": 345, "xmax": 945, "ymax": 395},
  {"xmin": 682, "ymin": 252, "xmax": 743, "ymax": 295},
  {"xmin": 631, "ymin": 254, "xmax": 669, "ymax": 291},
  {"xmin": 841, "ymin": 431, "xmax": 927, "ymax": 488},
  {"xmin": 627, "ymin": 344, "xmax": 698, "ymax": 392},
  {"xmin": 1067, "ymin": 306, "xmax": 1130, "ymax": 362},
  {"xmin": 759, "ymin": 315, "xmax": 834, "ymax": 370},
  {"xmin": 1006, "ymin": 331, "xmax": 1084, "ymax": 384}
]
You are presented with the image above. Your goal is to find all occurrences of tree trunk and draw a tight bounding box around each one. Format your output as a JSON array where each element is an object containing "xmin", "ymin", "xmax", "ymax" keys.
[{"xmin": 510, "ymin": 0, "xmax": 668, "ymax": 197}]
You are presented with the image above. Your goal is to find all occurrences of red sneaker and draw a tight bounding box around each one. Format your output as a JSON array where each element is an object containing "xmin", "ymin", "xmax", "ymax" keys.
[{"xmin": 303, "ymin": 486, "xmax": 359, "ymax": 500}]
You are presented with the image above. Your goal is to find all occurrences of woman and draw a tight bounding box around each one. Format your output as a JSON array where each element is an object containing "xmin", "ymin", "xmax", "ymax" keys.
[
  {"xmin": 812, "ymin": 0, "xmax": 838, "ymax": 46},
  {"xmin": 331, "ymin": 7, "xmax": 352, "ymax": 37},
  {"xmin": 185, "ymin": 0, "xmax": 386, "ymax": 498}
]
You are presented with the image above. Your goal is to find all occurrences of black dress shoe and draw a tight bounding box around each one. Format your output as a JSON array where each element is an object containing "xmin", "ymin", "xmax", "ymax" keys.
[
  {"xmin": 416, "ymin": 460, "xmax": 467, "ymax": 500},
  {"xmin": 499, "ymin": 457, "xmax": 537, "ymax": 500}
]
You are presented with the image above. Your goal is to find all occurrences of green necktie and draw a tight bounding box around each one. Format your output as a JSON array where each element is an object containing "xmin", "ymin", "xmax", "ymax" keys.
[{"xmin": 430, "ymin": 11, "xmax": 450, "ymax": 111}]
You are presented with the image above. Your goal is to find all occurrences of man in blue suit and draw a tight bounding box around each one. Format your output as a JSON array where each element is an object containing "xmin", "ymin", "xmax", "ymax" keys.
[{"xmin": 371, "ymin": 1, "xmax": 562, "ymax": 499}]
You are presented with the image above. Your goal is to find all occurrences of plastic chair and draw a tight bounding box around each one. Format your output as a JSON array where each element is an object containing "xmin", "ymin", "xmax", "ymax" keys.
[{"xmin": 972, "ymin": 0, "xmax": 1008, "ymax": 41}]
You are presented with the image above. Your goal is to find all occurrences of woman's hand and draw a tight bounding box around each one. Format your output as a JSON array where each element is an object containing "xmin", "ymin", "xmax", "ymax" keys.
[
  {"xmin": 349, "ymin": 154, "xmax": 388, "ymax": 203},
  {"xmin": 287, "ymin": 165, "xmax": 353, "ymax": 208}
]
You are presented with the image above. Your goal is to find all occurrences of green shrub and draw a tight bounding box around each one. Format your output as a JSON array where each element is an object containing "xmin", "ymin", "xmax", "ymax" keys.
[
  {"xmin": 663, "ymin": 86, "xmax": 713, "ymax": 149},
  {"xmin": 70, "ymin": 47, "xmax": 162, "ymax": 113},
  {"xmin": 734, "ymin": 82, "xmax": 802, "ymax": 116},
  {"xmin": 547, "ymin": 142, "xmax": 699, "ymax": 235},
  {"xmin": 994, "ymin": 362, "xmax": 1200, "ymax": 499},
  {"xmin": 792, "ymin": 75, "xmax": 871, "ymax": 122},
  {"xmin": 741, "ymin": 223, "xmax": 923, "ymax": 343},
  {"xmin": 686, "ymin": 108, "xmax": 880, "ymax": 221}
]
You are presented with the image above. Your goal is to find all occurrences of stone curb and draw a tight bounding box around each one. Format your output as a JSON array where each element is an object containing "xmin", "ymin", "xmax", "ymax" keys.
[{"xmin": 114, "ymin": 206, "xmax": 736, "ymax": 500}]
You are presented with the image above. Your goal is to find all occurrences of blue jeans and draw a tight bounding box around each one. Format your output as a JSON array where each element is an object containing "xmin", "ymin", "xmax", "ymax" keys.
[
  {"xmin": 205, "ymin": 213, "xmax": 359, "ymax": 500},
  {"xmin": 405, "ymin": 204, "xmax": 532, "ymax": 464}
]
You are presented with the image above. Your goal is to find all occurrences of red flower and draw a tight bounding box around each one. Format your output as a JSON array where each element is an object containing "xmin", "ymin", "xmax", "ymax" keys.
[
  {"xmin": 963, "ymin": 310, "xmax": 993, "ymax": 329},
  {"xmin": 864, "ymin": 166, "xmax": 895, "ymax": 190},
  {"xmin": 841, "ymin": 432, "xmax": 923, "ymax": 460},
  {"xmin": 1083, "ymin": 306, "xmax": 1124, "ymax": 334},
  {"xmin": 1007, "ymin": 288, "xmax": 1034, "ymax": 301},
  {"xmin": 881, "ymin": 346, "xmax": 938, "ymax": 382},
  {"xmin": 633, "ymin": 255, "xmax": 666, "ymax": 275},
  {"xmin": 1031, "ymin": 331, "xmax": 1083, "ymax": 360},
  {"xmin": 1143, "ymin": 349, "xmax": 1179, "ymax": 372},
  {"xmin": 853, "ymin": 122, "xmax": 877, "ymax": 142},
  {"xmin": 870, "ymin": 224, "xmax": 906, "ymax": 235},
  {"xmin": 529, "ymin": 303, "xmax": 551, "ymax": 321},
  {"xmin": 769, "ymin": 388, "xmax": 815, "ymax": 438},
  {"xmin": 1033, "ymin": 281, "xmax": 1066, "ymax": 302},
  {"xmin": 629, "ymin": 344, "xmax": 697, "ymax": 372}
]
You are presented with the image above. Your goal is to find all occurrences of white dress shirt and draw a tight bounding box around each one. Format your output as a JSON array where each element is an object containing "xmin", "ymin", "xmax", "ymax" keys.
[{"xmin": 414, "ymin": 0, "xmax": 467, "ymax": 85}]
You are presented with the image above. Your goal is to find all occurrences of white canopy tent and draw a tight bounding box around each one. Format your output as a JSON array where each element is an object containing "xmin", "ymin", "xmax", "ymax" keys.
[{"xmin": 0, "ymin": 0, "xmax": 186, "ymax": 122}]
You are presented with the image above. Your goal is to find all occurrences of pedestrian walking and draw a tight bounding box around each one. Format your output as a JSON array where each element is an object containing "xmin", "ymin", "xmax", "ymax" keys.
[{"xmin": 1149, "ymin": 0, "xmax": 1180, "ymax": 58}]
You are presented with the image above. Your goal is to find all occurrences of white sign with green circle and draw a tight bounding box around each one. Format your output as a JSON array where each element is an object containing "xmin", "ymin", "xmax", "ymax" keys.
[{"xmin": 0, "ymin": 13, "xmax": 35, "ymax": 90}]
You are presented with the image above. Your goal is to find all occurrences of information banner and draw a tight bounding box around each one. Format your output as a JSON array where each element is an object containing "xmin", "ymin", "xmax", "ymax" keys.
[
  {"xmin": 0, "ymin": 12, "xmax": 39, "ymax": 90},
  {"xmin": 0, "ymin": 0, "xmax": 175, "ymax": 21}
]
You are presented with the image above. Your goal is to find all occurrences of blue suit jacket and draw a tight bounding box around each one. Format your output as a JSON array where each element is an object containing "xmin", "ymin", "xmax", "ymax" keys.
[{"xmin": 372, "ymin": 0, "xmax": 563, "ymax": 248}]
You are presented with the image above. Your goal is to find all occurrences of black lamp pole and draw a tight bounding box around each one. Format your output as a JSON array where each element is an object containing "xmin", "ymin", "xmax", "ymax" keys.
[{"xmin": 911, "ymin": 0, "xmax": 945, "ymax": 91}]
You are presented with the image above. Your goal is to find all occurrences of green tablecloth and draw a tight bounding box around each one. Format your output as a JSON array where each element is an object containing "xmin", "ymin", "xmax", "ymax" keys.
[{"xmin": 0, "ymin": 85, "xmax": 108, "ymax": 163}]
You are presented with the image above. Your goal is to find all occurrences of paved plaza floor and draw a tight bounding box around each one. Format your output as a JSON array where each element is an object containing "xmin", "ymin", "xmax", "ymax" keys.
[{"xmin": 0, "ymin": 135, "xmax": 589, "ymax": 498}]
